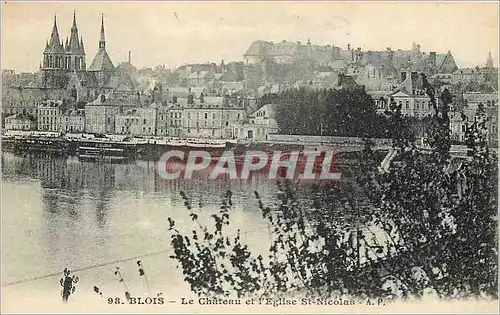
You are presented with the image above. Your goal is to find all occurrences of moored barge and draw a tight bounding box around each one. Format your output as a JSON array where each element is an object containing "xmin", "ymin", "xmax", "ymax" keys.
[{"xmin": 77, "ymin": 139, "xmax": 137, "ymax": 162}]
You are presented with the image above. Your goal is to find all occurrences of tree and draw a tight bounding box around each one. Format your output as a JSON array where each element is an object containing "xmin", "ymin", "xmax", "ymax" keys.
[
  {"xmin": 168, "ymin": 75, "xmax": 497, "ymax": 300},
  {"xmin": 272, "ymin": 87, "xmax": 391, "ymax": 138}
]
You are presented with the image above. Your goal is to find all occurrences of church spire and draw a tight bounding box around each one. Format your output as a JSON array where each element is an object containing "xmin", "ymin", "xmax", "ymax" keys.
[
  {"xmin": 50, "ymin": 15, "xmax": 60, "ymax": 46},
  {"xmin": 89, "ymin": 13, "xmax": 114, "ymax": 72},
  {"xmin": 72, "ymin": 10, "xmax": 77, "ymax": 29},
  {"xmin": 80, "ymin": 36, "xmax": 85, "ymax": 54},
  {"xmin": 46, "ymin": 14, "xmax": 64, "ymax": 53},
  {"xmin": 69, "ymin": 10, "xmax": 82, "ymax": 53},
  {"xmin": 99, "ymin": 14, "xmax": 106, "ymax": 49}
]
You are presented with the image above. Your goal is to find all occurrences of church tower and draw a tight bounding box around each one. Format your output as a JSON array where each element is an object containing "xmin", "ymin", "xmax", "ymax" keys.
[
  {"xmin": 65, "ymin": 11, "xmax": 86, "ymax": 71},
  {"xmin": 88, "ymin": 14, "xmax": 115, "ymax": 87},
  {"xmin": 41, "ymin": 15, "xmax": 67, "ymax": 87},
  {"xmin": 41, "ymin": 13, "xmax": 86, "ymax": 87}
]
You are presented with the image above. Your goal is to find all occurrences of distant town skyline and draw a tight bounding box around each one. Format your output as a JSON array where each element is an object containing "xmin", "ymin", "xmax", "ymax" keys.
[{"xmin": 2, "ymin": 1, "xmax": 498, "ymax": 73}]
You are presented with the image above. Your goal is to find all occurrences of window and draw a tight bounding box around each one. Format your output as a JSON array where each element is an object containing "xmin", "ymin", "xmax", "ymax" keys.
[
  {"xmin": 415, "ymin": 101, "xmax": 419, "ymax": 109},
  {"xmin": 143, "ymin": 118, "xmax": 147, "ymax": 124},
  {"xmin": 197, "ymin": 113, "xmax": 200, "ymax": 119},
  {"xmin": 205, "ymin": 113, "xmax": 208, "ymax": 119},
  {"xmin": 213, "ymin": 113, "xmax": 216, "ymax": 119},
  {"xmin": 405, "ymin": 101, "xmax": 409, "ymax": 109},
  {"xmin": 188, "ymin": 113, "xmax": 191, "ymax": 119}
]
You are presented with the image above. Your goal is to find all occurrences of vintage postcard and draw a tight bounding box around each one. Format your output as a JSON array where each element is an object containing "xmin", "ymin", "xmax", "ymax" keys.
[{"xmin": 1, "ymin": 1, "xmax": 498, "ymax": 314}]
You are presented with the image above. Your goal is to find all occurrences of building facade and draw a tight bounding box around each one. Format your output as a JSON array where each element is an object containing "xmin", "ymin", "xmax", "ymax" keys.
[
  {"xmin": 84, "ymin": 95, "xmax": 119, "ymax": 134},
  {"xmin": 4, "ymin": 114, "xmax": 37, "ymax": 131},
  {"xmin": 41, "ymin": 13, "xmax": 86, "ymax": 87},
  {"xmin": 234, "ymin": 104, "xmax": 279, "ymax": 140},
  {"xmin": 115, "ymin": 105, "xmax": 158, "ymax": 136},
  {"xmin": 59, "ymin": 108, "xmax": 85, "ymax": 133},
  {"xmin": 37, "ymin": 100, "xmax": 64, "ymax": 131}
]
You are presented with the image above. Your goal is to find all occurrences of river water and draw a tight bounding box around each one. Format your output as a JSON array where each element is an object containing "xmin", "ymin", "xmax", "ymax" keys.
[{"xmin": 3, "ymin": 151, "xmax": 354, "ymax": 311}]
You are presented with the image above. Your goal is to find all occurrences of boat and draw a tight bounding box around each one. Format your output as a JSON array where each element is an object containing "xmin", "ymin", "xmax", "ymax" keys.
[
  {"xmin": 6, "ymin": 136, "xmax": 69, "ymax": 154},
  {"xmin": 185, "ymin": 139, "xmax": 227, "ymax": 148},
  {"xmin": 77, "ymin": 139, "xmax": 136, "ymax": 162}
]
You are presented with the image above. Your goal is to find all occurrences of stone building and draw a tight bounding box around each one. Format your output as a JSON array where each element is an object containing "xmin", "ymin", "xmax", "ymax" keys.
[
  {"xmin": 40, "ymin": 13, "xmax": 86, "ymax": 88},
  {"xmin": 4, "ymin": 114, "xmax": 37, "ymax": 131},
  {"xmin": 84, "ymin": 94, "xmax": 120, "ymax": 134},
  {"xmin": 37, "ymin": 12, "xmax": 137, "ymax": 102},
  {"xmin": 59, "ymin": 108, "xmax": 85, "ymax": 133},
  {"xmin": 37, "ymin": 100, "xmax": 64, "ymax": 131},
  {"xmin": 233, "ymin": 103, "xmax": 278, "ymax": 140},
  {"xmin": 115, "ymin": 104, "xmax": 159, "ymax": 136},
  {"xmin": 183, "ymin": 97, "xmax": 246, "ymax": 139}
]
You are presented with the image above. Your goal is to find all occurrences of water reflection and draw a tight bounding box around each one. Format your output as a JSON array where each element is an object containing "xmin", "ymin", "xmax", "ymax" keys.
[{"xmin": 1, "ymin": 152, "xmax": 286, "ymax": 285}]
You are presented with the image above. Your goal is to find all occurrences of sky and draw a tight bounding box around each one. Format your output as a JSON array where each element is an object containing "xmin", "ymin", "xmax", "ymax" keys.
[{"xmin": 2, "ymin": 1, "xmax": 499, "ymax": 73}]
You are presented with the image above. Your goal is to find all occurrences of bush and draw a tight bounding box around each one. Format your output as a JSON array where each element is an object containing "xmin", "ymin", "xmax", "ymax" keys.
[{"xmin": 168, "ymin": 75, "xmax": 497, "ymax": 300}]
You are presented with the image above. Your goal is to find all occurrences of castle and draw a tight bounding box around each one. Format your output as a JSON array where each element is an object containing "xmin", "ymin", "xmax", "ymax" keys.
[{"xmin": 242, "ymin": 40, "xmax": 460, "ymax": 90}]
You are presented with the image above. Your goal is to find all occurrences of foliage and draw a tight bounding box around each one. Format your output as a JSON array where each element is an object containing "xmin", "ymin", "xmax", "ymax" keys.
[
  {"xmin": 356, "ymin": 74, "xmax": 498, "ymax": 298},
  {"xmin": 168, "ymin": 75, "xmax": 497, "ymax": 300},
  {"xmin": 271, "ymin": 87, "xmax": 391, "ymax": 138}
]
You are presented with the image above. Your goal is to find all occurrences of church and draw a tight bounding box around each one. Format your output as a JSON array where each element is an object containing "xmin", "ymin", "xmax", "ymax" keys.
[{"xmin": 40, "ymin": 12, "xmax": 137, "ymax": 102}]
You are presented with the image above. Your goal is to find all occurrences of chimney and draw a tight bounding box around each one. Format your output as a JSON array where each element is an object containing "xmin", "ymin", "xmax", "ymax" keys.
[{"xmin": 128, "ymin": 51, "xmax": 131, "ymax": 64}]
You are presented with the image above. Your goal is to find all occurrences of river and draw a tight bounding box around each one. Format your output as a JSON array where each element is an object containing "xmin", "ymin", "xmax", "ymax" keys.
[{"xmin": 2, "ymin": 151, "xmax": 354, "ymax": 311}]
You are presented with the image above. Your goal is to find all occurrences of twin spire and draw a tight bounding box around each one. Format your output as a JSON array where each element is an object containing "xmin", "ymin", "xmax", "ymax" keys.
[{"xmin": 45, "ymin": 11, "xmax": 107, "ymax": 55}]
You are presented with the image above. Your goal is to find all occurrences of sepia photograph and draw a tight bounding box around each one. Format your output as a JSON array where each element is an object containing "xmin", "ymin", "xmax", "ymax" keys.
[{"xmin": 1, "ymin": 1, "xmax": 499, "ymax": 313}]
